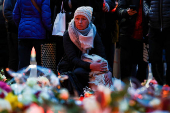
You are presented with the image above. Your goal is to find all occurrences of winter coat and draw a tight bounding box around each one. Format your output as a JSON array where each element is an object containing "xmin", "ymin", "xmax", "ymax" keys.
[
  {"xmin": 143, "ymin": 0, "xmax": 170, "ymax": 31},
  {"xmin": 62, "ymin": 0, "xmax": 103, "ymax": 13},
  {"xmin": 3, "ymin": 0, "xmax": 18, "ymax": 33},
  {"xmin": 93, "ymin": 0, "xmax": 116, "ymax": 37},
  {"xmin": 52, "ymin": 0, "xmax": 103, "ymax": 29},
  {"xmin": 58, "ymin": 30, "xmax": 107, "ymax": 73},
  {"xmin": 0, "ymin": 0, "xmax": 7, "ymax": 37},
  {"xmin": 117, "ymin": 0, "xmax": 148, "ymax": 37},
  {"xmin": 13, "ymin": 0, "xmax": 52, "ymax": 39}
]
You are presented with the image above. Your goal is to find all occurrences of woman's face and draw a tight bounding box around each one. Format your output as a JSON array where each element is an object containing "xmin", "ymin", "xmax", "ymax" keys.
[{"xmin": 74, "ymin": 15, "xmax": 89, "ymax": 30}]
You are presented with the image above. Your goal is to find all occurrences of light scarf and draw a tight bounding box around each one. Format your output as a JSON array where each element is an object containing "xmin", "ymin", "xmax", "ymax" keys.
[{"xmin": 68, "ymin": 19, "xmax": 96, "ymax": 53}]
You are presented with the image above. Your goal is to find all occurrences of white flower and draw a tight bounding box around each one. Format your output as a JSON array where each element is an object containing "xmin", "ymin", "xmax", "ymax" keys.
[
  {"xmin": 149, "ymin": 98, "xmax": 161, "ymax": 106},
  {"xmin": 113, "ymin": 78, "xmax": 124, "ymax": 91},
  {"xmin": 119, "ymin": 99, "xmax": 129, "ymax": 112},
  {"xmin": 97, "ymin": 85, "xmax": 111, "ymax": 104},
  {"xmin": 83, "ymin": 96, "xmax": 100, "ymax": 112},
  {"xmin": 37, "ymin": 76, "xmax": 50, "ymax": 86},
  {"xmin": 59, "ymin": 88, "xmax": 69, "ymax": 100},
  {"xmin": 19, "ymin": 88, "xmax": 35, "ymax": 105},
  {"xmin": 1, "ymin": 75, "xmax": 6, "ymax": 80},
  {"xmin": 39, "ymin": 91, "xmax": 50, "ymax": 100},
  {"xmin": 50, "ymin": 75, "xmax": 60, "ymax": 86},
  {"xmin": 97, "ymin": 85, "xmax": 105, "ymax": 91},
  {"xmin": 0, "ymin": 99, "xmax": 12, "ymax": 112},
  {"xmin": 11, "ymin": 83, "xmax": 25, "ymax": 95},
  {"xmin": 20, "ymin": 94, "xmax": 34, "ymax": 105},
  {"xmin": 32, "ymin": 85, "xmax": 41, "ymax": 91},
  {"xmin": 27, "ymin": 77, "xmax": 37, "ymax": 87}
]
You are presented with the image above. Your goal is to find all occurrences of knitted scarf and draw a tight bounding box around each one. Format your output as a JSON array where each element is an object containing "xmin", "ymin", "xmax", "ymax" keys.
[{"xmin": 68, "ymin": 19, "xmax": 96, "ymax": 53}]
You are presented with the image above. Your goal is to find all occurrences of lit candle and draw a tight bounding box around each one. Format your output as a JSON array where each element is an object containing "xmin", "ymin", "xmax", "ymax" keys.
[
  {"xmin": 30, "ymin": 47, "xmax": 37, "ymax": 65},
  {"xmin": 30, "ymin": 47, "xmax": 37, "ymax": 77}
]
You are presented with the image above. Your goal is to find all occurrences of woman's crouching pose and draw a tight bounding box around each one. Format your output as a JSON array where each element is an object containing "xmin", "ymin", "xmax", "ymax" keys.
[{"xmin": 58, "ymin": 6, "xmax": 113, "ymax": 95}]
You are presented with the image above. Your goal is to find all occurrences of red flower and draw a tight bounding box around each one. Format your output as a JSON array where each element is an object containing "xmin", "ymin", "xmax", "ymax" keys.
[{"xmin": 0, "ymin": 92, "xmax": 5, "ymax": 98}]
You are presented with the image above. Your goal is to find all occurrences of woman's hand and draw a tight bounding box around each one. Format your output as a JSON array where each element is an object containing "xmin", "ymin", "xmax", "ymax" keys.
[
  {"xmin": 104, "ymin": 71, "xmax": 113, "ymax": 86},
  {"xmin": 90, "ymin": 60, "xmax": 107, "ymax": 72}
]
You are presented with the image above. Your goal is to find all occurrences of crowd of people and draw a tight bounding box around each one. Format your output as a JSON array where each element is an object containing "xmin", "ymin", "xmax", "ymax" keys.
[{"xmin": 0, "ymin": 0, "xmax": 169, "ymax": 95}]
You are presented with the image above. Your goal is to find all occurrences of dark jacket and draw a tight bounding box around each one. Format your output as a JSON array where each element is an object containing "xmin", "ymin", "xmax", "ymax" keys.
[
  {"xmin": 0, "ymin": 0, "xmax": 7, "ymax": 37},
  {"xmin": 93, "ymin": 0, "xmax": 116, "ymax": 37},
  {"xmin": 117, "ymin": 0, "xmax": 147, "ymax": 37},
  {"xmin": 52, "ymin": 0, "xmax": 103, "ymax": 29},
  {"xmin": 143, "ymin": 0, "xmax": 170, "ymax": 31},
  {"xmin": 13, "ymin": 0, "xmax": 52, "ymax": 39},
  {"xmin": 53, "ymin": 0, "xmax": 103, "ymax": 18},
  {"xmin": 62, "ymin": 0, "xmax": 103, "ymax": 12},
  {"xmin": 58, "ymin": 30, "xmax": 107, "ymax": 73},
  {"xmin": 3, "ymin": 0, "xmax": 18, "ymax": 33}
]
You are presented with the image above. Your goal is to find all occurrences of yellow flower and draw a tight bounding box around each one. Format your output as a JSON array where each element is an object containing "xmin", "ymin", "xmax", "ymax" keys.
[{"xmin": 5, "ymin": 92, "xmax": 23, "ymax": 110}]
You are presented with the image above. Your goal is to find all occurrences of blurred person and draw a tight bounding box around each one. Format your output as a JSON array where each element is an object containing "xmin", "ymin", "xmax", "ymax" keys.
[
  {"xmin": 13, "ymin": 0, "xmax": 52, "ymax": 69},
  {"xmin": 93, "ymin": 0, "xmax": 117, "ymax": 75},
  {"xmin": 0, "ymin": 0, "xmax": 9, "ymax": 77},
  {"xmin": 117, "ymin": 0, "xmax": 148, "ymax": 83},
  {"xmin": 3, "ymin": 0, "xmax": 18, "ymax": 72},
  {"xmin": 143, "ymin": 0, "xmax": 170, "ymax": 86}
]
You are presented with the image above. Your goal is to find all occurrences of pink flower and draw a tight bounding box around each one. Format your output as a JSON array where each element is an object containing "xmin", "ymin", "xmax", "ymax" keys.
[
  {"xmin": 0, "ymin": 81, "xmax": 12, "ymax": 93},
  {"xmin": 25, "ymin": 103, "xmax": 44, "ymax": 113}
]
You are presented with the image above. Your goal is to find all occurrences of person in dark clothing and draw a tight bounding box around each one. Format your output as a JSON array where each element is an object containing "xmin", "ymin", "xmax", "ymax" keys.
[
  {"xmin": 0, "ymin": 0, "xmax": 9, "ymax": 77},
  {"xmin": 63, "ymin": 0, "xmax": 117, "ymax": 74},
  {"xmin": 52, "ymin": 0, "xmax": 117, "ymax": 75},
  {"xmin": 51, "ymin": 0, "xmax": 103, "ymax": 72},
  {"xmin": 62, "ymin": 0, "xmax": 103, "ymax": 13},
  {"xmin": 13, "ymin": 0, "xmax": 52, "ymax": 69},
  {"xmin": 93, "ymin": 0, "xmax": 116, "ymax": 75},
  {"xmin": 3, "ymin": 0, "xmax": 18, "ymax": 72},
  {"xmin": 143, "ymin": 0, "xmax": 170, "ymax": 86},
  {"xmin": 58, "ymin": 6, "xmax": 112, "ymax": 95},
  {"xmin": 117, "ymin": 0, "xmax": 148, "ymax": 83}
]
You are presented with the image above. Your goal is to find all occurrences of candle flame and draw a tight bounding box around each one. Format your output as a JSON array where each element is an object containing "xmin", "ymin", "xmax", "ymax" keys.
[{"xmin": 31, "ymin": 47, "xmax": 36, "ymax": 57}]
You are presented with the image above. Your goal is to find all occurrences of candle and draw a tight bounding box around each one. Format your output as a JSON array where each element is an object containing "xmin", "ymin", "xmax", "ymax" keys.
[{"xmin": 30, "ymin": 47, "xmax": 37, "ymax": 78}]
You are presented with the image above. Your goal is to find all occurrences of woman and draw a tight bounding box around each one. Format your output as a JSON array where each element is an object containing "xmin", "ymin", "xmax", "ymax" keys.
[
  {"xmin": 58, "ymin": 6, "xmax": 112, "ymax": 95},
  {"xmin": 13, "ymin": 0, "xmax": 52, "ymax": 69}
]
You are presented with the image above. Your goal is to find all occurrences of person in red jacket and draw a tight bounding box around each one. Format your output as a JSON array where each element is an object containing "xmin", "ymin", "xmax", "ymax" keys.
[{"xmin": 117, "ymin": 0, "xmax": 148, "ymax": 83}]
